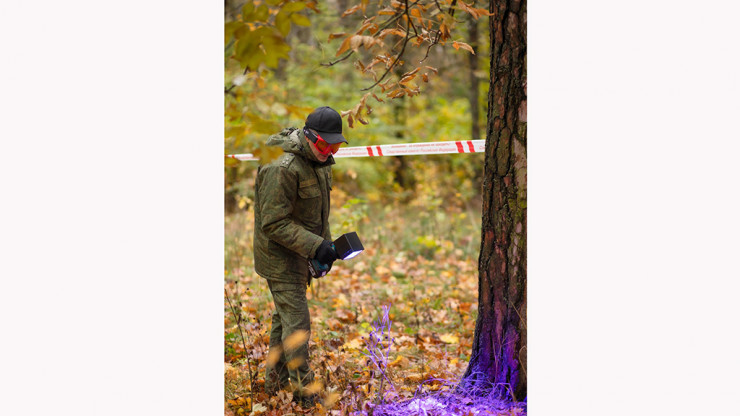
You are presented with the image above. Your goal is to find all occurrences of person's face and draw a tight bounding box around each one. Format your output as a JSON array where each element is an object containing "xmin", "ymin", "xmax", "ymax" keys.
[
  {"xmin": 305, "ymin": 129, "xmax": 342, "ymax": 162},
  {"xmin": 306, "ymin": 134, "xmax": 330, "ymax": 162}
]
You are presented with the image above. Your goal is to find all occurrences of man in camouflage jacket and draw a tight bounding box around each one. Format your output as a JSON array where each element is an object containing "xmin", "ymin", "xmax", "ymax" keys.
[{"xmin": 253, "ymin": 106, "xmax": 347, "ymax": 405}]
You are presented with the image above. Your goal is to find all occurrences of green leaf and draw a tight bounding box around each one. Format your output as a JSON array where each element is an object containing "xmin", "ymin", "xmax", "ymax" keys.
[
  {"xmin": 234, "ymin": 30, "xmax": 259, "ymax": 70},
  {"xmin": 280, "ymin": 1, "xmax": 307, "ymax": 13},
  {"xmin": 255, "ymin": 28, "xmax": 291, "ymax": 68},
  {"xmin": 275, "ymin": 11, "xmax": 291, "ymax": 36},
  {"xmin": 245, "ymin": 113, "xmax": 281, "ymax": 134},
  {"xmin": 241, "ymin": 2, "xmax": 255, "ymax": 20},
  {"xmin": 233, "ymin": 23, "xmax": 249, "ymax": 39},
  {"xmin": 233, "ymin": 26, "xmax": 291, "ymax": 71},
  {"xmin": 253, "ymin": 4, "xmax": 270, "ymax": 22},
  {"xmin": 265, "ymin": 0, "xmax": 283, "ymax": 5},
  {"xmin": 291, "ymin": 13, "xmax": 310, "ymax": 26},
  {"xmin": 224, "ymin": 21, "xmax": 244, "ymax": 45},
  {"xmin": 225, "ymin": 124, "xmax": 247, "ymax": 140}
]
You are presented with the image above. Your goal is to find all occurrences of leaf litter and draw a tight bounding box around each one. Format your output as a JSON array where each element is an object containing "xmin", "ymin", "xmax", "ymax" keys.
[{"xmin": 225, "ymin": 202, "xmax": 525, "ymax": 415}]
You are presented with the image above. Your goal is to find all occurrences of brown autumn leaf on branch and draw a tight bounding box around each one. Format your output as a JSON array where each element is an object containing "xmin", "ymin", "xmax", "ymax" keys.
[{"xmin": 452, "ymin": 41, "xmax": 475, "ymax": 55}]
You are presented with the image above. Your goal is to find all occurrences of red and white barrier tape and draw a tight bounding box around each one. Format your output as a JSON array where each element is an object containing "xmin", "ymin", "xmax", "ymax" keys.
[{"xmin": 226, "ymin": 139, "xmax": 485, "ymax": 161}]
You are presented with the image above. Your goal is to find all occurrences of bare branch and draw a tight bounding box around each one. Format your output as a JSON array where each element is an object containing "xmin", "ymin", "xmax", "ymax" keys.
[
  {"xmin": 361, "ymin": 26, "xmax": 411, "ymax": 91},
  {"xmin": 421, "ymin": 34, "xmax": 440, "ymax": 63},
  {"xmin": 433, "ymin": 0, "xmax": 444, "ymax": 13},
  {"xmin": 375, "ymin": 0, "xmax": 422, "ymax": 34},
  {"xmin": 421, "ymin": 0, "xmax": 459, "ymax": 63},
  {"xmin": 403, "ymin": 0, "xmax": 419, "ymax": 38},
  {"xmin": 321, "ymin": 50, "xmax": 355, "ymax": 67}
]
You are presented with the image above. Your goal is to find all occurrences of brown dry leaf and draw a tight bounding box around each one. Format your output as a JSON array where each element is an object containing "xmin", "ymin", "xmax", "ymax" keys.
[
  {"xmin": 283, "ymin": 329, "xmax": 309, "ymax": 351},
  {"xmin": 251, "ymin": 403, "xmax": 268, "ymax": 414},
  {"xmin": 225, "ymin": 363, "xmax": 238, "ymax": 380},
  {"xmin": 388, "ymin": 355, "xmax": 410, "ymax": 368},
  {"xmin": 475, "ymin": 7, "xmax": 492, "ymax": 17},
  {"xmin": 332, "ymin": 293, "xmax": 349, "ymax": 308},
  {"xmin": 378, "ymin": 7, "xmax": 396, "ymax": 15},
  {"xmin": 379, "ymin": 28, "xmax": 406, "ymax": 39},
  {"xmin": 277, "ymin": 389, "xmax": 293, "ymax": 404},
  {"xmin": 342, "ymin": 337, "xmax": 363, "ymax": 351},
  {"xmin": 326, "ymin": 318, "xmax": 342, "ymax": 331},
  {"xmin": 406, "ymin": 372, "xmax": 423, "ymax": 383},
  {"xmin": 335, "ymin": 36, "xmax": 353, "ymax": 56},
  {"xmin": 341, "ymin": 4, "xmax": 362, "ymax": 17},
  {"xmin": 458, "ymin": 1, "xmax": 481, "ymax": 18},
  {"xmin": 452, "ymin": 41, "xmax": 475, "ymax": 55},
  {"xmin": 335, "ymin": 308, "xmax": 356, "ymax": 323},
  {"xmin": 356, "ymin": 20, "xmax": 378, "ymax": 35},
  {"xmin": 349, "ymin": 35, "xmax": 382, "ymax": 52},
  {"xmin": 375, "ymin": 265, "xmax": 390, "ymax": 275}
]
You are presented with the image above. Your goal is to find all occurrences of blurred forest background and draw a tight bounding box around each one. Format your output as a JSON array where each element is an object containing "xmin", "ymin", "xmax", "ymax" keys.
[
  {"xmin": 225, "ymin": 0, "xmax": 489, "ymax": 213},
  {"xmin": 224, "ymin": 1, "xmax": 520, "ymax": 414}
]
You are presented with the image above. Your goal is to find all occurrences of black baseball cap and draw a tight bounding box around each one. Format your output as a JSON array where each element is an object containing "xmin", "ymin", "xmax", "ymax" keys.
[{"xmin": 304, "ymin": 106, "xmax": 347, "ymax": 144}]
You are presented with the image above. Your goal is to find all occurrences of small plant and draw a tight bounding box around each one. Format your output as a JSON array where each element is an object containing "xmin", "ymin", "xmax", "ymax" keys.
[
  {"xmin": 338, "ymin": 197, "xmax": 369, "ymax": 234},
  {"xmin": 362, "ymin": 304, "xmax": 395, "ymax": 406},
  {"xmin": 224, "ymin": 287, "xmax": 254, "ymax": 413}
]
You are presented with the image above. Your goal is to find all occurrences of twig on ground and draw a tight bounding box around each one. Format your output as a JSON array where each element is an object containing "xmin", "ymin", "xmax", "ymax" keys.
[{"xmin": 225, "ymin": 286, "xmax": 254, "ymax": 412}]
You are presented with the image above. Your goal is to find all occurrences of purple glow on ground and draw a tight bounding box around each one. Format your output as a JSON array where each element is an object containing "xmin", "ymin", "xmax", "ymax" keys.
[
  {"xmin": 356, "ymin": 375, "xmax": 526, "ymax": 416},
  {"xmin": 361, "ymin": 304, "xmax": 396, "ymax": 400},
  {"xmin": 355, "ymin": 305, "xmax": 526, "ymax": 415}
]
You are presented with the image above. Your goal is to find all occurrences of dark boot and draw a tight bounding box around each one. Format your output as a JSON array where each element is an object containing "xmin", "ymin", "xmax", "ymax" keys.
[{"xmin": 292, "ymin": 393, "xmax": 320, "ymax": 408}]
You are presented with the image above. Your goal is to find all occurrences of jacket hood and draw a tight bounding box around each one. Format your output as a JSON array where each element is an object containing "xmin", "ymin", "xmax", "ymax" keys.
[{"xmin": 266, "ymin": 128, "xmax": 335, "ymax": 166}]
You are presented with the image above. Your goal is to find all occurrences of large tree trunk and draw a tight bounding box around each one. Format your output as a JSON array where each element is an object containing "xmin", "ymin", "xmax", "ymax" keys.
[{"xmin": 462, "ymin": 0, "xmax": 527, "ymax": 401}]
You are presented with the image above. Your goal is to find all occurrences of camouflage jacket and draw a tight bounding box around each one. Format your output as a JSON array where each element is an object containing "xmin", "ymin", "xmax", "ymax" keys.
[{"xmin": 253, "ymin": 127, "xmax": 334, "ymax": 289}]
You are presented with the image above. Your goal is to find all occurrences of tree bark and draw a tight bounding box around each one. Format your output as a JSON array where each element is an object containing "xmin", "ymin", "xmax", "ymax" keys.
[{"xmin": 462, "ymin": 0, "xmax": 527, "ymax": 401}]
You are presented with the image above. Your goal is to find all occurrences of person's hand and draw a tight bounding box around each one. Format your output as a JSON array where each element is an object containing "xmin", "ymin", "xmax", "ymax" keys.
[{"xmin": 315, "ymin": 240, "xmax": 338, "ymax": 265}]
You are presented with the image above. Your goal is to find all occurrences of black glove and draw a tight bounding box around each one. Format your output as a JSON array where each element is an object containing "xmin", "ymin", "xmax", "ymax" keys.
[{"xmin": 315, "ymin": 240, "xmax": 338, "ymax": 265}]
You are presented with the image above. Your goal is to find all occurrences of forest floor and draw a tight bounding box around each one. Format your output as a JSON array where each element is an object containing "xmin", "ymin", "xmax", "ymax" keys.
[{"xmin": 225, "ymin": 197, "xmax": 526, "ymax": 415}]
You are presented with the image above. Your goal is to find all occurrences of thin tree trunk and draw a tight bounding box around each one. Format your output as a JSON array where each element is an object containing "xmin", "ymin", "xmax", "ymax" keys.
[
  {"xmin": 392, "ymin": 56, "xmax": 414, "ymax": 191},
  {"xmin": 462, "ymin": 0, "xmax": 527, "ymax": 401},
  {"xmin": 468, "ymin": 13, "xmax": 481, "ymax": 141}
]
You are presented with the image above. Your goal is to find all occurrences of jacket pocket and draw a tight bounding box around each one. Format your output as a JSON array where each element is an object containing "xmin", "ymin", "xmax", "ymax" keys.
[
  {"xmin": 296, "ymin": 183, "xmax": 322, "ymax": 232},
  {"xmin": 298, "ymin": 184, "xmax": 321, "ymax": 199}
]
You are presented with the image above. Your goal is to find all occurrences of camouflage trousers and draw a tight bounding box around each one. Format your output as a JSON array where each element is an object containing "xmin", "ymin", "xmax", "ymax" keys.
[{"xmin": 265, "ymin": 281, "xmax": 315, "ymax": 397}]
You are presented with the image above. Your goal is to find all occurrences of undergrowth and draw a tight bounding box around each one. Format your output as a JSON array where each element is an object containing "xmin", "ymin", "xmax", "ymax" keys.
[{"xmin": 225, "ymin": 191, "xmax": 525, "ymax": 415}]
